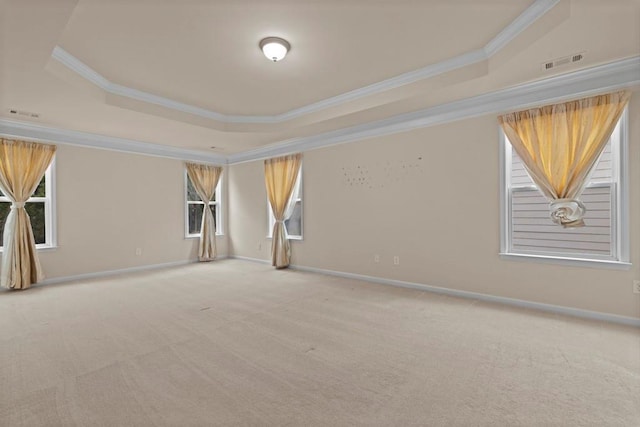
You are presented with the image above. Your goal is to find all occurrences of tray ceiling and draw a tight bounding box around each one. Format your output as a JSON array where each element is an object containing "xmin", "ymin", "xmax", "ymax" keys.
[{"xmin": 0, "ymin": 0, "xmax": 639, "ymax": 159}]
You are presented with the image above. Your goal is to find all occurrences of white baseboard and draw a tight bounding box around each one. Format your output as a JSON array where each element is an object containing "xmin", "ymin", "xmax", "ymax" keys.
[
  {"xmin": 39, "ymin": 258, "xmax": 205, "ymax": 286},
  {"xmin": 230, "ymin": 256, "xmax": 640, "ymax": 328},
  {"xmin": 231, "ymin": 255, "xmax": 271, "ymax": 265},
  {"xmin": 41, "ymin": 255, "xmax": 639, "ymax": 327}
]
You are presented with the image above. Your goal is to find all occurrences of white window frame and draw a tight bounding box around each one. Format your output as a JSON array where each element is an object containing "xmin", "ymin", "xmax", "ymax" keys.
[
  {"xmin": 499, "ymin": 109, "xmax": 630, "ymax": 269},
  {"xmin": 0, "ymin": 159, "xmax": 56, "ymax": 251},
  {"xmin": 268, "ymin": 165, "xmax": 303, "ymax": 240},
  {"xmin": 184, "ymin": 170, "xmax": 223, "ymax": 238}
]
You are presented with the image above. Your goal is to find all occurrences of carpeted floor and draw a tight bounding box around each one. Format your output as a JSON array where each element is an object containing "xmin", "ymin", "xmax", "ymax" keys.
[{"xmin": 0, "ymin": 259, "xmax": 638, "ymax": 426}]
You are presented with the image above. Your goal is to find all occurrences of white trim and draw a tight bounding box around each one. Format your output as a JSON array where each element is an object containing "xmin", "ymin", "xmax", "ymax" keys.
[
  {"xmin": 0, "ymin": 243, "xmax": 60, "ymax": 253},
  {"xmin": 500, "ymin": 109, "xmax": 629, "ymax": 266},
  {"xmin": 107, "ymin": 82, "xmax": 246, "ymax": 123},
  {"xmin": 0, "ymin": 245, "xmax": 57, "ymax": 253},
  {"xmin": 184, "ymin": 170, "xmax": 223, "ymax": 238},
  {"xmin": 231, "ymin": 255, "xmax": 271, "ymax": 265},
  {"xmin": 48, "ymin": 156, "xmax": 57, "ymax": 248},
  {"xmin": 498, "ymin": 129, "xmax": 509, "ymax": 255},
  {"xmin": 0, "ymin": 119, "xmax": 226, "ymax": 165},
  {"xmin": 289, "ymin": 264, "xmax": 640, "ymax": 327},
  {"xmin": 3, "ymin": 56, "xmax": 637, "ymax": 165},
  {"xmin": 499, "ymin": 253, "xmax": 631, "ymax": 270},
  {"xmin": 267, "ymin": 164, "xmax": 303, "ymax": 240},
  {"xmin": 228, "ymin": 256, "xmax": 640, "ymax": 327},
  {"xmin": 0, "ymin": 160, "xmax": 56, "ymax": 250},
  {"xmin": 38, "ymin": 259, "xmax": 200, "ymax": 286},
  {"xmin": 617, "ymin": 109, "xmax": 630, "ymax": 262},
  {"xmin": 227, "ymin": 56, "xmax": 640, "ymax": 164},
  {"xmin": 51, "ymin": 46, "xmax": 111, "ymax": 90},
  {"xmin": 50, "ymin": 0, "xmax": 560, "ymax": 125},
  {"xmin": 277, "ymin": 48, "xmax": 488, "ymax": 122},
  {"xmin": 484, "ymin": 0, "xmax": 560, "ymax": 56},
  {"xmin": 265, "ymin": 236, "xmax": 304, "ymax": 241},
  {"xmin": 55, "ymin": 48, "xmax": 484, "ymax": 124}
]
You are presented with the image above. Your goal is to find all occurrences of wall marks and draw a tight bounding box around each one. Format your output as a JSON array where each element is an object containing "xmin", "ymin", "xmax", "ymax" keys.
[{"xmin": 340, "ymin": 156, "xmax": 424, "ymax": 189}]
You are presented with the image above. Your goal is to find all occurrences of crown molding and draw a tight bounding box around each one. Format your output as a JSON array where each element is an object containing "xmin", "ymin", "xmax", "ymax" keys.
[
  {"xmin": 3, "ymin": 56, "xmax": 636, "ymax": 166},
  {"xmin": 51, "ymin": 0, "xmax": 560, "ymax": 125},
  {"xmin": 279, "ymin": 48, "xmax": 489, "ymax": 122},
  {"xmin": 0, "ymin": 119, "xmax": 227, "ymax": 165},
  {"xmin": 227, "ymin": 56, "xmax": 640, "ymax": 164},
  {"xmin": 51, "ymin": 46, "xmax": 111, "ymax": 90},
  {"xmin": 484, "ymin": 0, "xmax": 560, "ymax": 56}
]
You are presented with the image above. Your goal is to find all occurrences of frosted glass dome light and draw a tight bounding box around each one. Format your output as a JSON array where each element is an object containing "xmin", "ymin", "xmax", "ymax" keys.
[{"xmin": 260, "ymin": 37, "xmax": 290, "ymax": 62}]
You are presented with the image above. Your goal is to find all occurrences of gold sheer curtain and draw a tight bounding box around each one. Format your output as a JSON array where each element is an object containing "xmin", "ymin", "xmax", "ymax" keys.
[
  {"xmin": 499, "ymin": 91, "xmax": 630, "ymax": 227},
  {"xmin": 265, "ymin": 153, "xmax": 302, "ymax": 269},
  {"xmin": 0, "ymin": 139, "xmax": 56, "ymax": 290},
  {"xmin": 186, "ymin": 163, "xmax": 223, "ymax": 261}
]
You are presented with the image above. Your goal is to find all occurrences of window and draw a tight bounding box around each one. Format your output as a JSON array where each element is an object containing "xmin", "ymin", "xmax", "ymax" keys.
[
  {"xmin": 268, "ymin": 166, "xmax": 303, "ymax": 240},
  {"xmin": 0, "ymin": 161, "xmax": 56, "ymax": 250},
  {"xmin": 185, "ymin": 172, "xmax": 222, "ymax": 237},
  {"xmin": 500, "ymin": 112, "xmax": 629, "ymax": 266}
]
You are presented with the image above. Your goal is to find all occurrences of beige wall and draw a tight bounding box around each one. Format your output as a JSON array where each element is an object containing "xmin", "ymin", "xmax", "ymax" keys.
[
  {"xmin": 5, "ymin": 144, "xmax": 228, "ymax": 280},
  {"xmin": 228, "ymin": 95, "xmax": 640, "ymax": 320}
]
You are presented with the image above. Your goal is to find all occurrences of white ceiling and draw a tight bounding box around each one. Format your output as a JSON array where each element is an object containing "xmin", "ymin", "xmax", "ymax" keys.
[
  {"xmin": 0, "ymin": 0, "xmax": 639, "ymax": 160},
  {"xmin": 57, "ymin": 0, "xmax": 531, "ymax": 116}
]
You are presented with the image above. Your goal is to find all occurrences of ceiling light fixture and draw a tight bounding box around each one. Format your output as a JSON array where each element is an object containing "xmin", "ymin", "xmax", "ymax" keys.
[{"xmin": 259, "ymin": 37, "xmax": 290, "ymax": 62}]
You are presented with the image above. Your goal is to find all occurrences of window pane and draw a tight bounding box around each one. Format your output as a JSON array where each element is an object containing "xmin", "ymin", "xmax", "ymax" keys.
[
  {"xmin": 285, "ymin": 200, "xmax": 302, "ymax": 237},
  {"xmin": 0, "ymin": 202, "xmax": 46, "ymax": 246},
  {"xmin": 209, "ymin": 204, "xmax": 217, "ymax": 230},
  {"xmin": 33, "ymin": 176, "xmax": 46, "ymax": 197},
  {"xmin": 187, "ymin": 177, "xmax": 200, "ymax": 202},
  {"xmin": 0, "ymin": 202, "xmax": 9, "ymax": 246},
  {"xmin": 188, "ymin": 203, "xmax": 217, "ymax": 235},
  {"xmin": 26, "ymin": 202, "xmax": 46, "ymax": 244},
  {"xmin": 188, "ymin": 203, "xmax": 203, "ymax": 234}
]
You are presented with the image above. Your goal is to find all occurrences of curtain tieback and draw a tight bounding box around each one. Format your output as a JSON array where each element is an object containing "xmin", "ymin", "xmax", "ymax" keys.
[
  {"xmin": 11, "ymin": 202, "xmax": 26, "ymax": 209},
  {"xmin": 275, "ymin": 219, "xmax": 285, "ymax": 224},
  {"xmin": 550, "ymin": 199, "xmax": 586, "ymax": 228}
]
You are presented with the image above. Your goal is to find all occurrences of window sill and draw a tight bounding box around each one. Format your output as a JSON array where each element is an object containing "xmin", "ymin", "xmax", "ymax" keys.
[
  {"xmin": 0, "ymin": 244, "xmax": 58, "ymax": 253},
  {"xmin": 266, "ymin": 236, "xmax": 303, "ymax": 241},
  {"xmin": 185, "ymin": 234, "xmax": 224, "ymax": 239},
  {"xmin": 500, "ymin": 253, "xmax": 631, "ymax": 270}
]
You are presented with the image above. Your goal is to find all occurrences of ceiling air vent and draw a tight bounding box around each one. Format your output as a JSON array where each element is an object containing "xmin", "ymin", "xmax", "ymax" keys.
[
  {"xmin": 8, "ymin": 109, "xmax": 40, "ymax": 119},
  {"xmin": 542, "ymin": 52, "xmax": 585, "ymax": 71}
]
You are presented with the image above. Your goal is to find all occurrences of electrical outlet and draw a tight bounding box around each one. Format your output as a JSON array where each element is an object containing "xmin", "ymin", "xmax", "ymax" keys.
[
  {"xmin": 374, "ymin": 254, "xmax": 380, "ymax": 263},
  {"xmin": 393, "ymin": 256, "xmax": 400, "ymax": 265},
  {"xmin": 135, "ymin": 248, "xmax": 142, "ymax": 256},
  {"xmin": 633, "ymin": 280, "xmax": 640, "ymax": 294}
]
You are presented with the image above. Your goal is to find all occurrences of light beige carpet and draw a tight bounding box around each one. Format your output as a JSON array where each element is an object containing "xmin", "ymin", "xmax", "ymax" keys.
[{"xmin": 0, "ymin": 259, "xmax": 638, "ymax": 426}]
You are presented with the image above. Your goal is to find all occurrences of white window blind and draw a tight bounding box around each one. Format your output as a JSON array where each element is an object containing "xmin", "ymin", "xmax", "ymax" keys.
[{"xmin": 508, "ymin": 139, "xmax": 615, "ymax": 259}]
